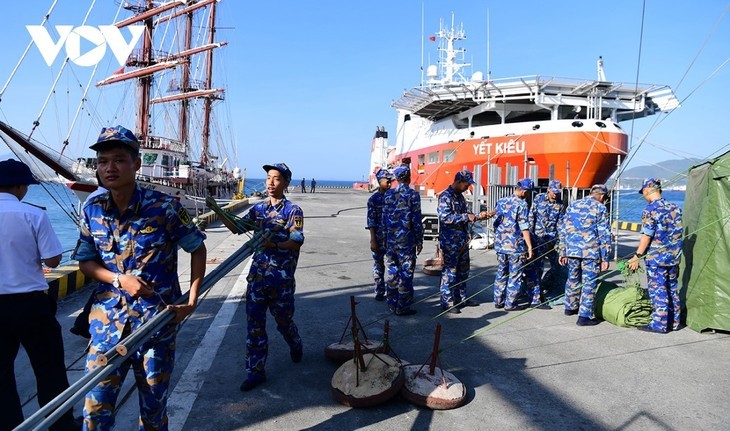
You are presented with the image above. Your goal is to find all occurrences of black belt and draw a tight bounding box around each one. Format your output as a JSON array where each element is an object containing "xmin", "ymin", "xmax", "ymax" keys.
[{"xmin": 0, "ymin": 290, "xmax": 48, "ymax": 303}]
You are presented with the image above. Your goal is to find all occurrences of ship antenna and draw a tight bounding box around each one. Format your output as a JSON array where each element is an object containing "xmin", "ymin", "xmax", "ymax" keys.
[
  {"xmin": 487, "ymin": 9, "xmax": 491, "ymax": 82},
  {"xmin": 597, "ymin": 56, "xmax": 607, "ymax": 81},
  {"xmin": 420, "ymin": 1, "xmax": 425, "ymax": 87}
]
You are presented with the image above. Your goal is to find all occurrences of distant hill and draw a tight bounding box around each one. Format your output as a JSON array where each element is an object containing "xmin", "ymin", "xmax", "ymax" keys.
[{"xmin": 620, "ymin": 158, "xmax": 701, "ymax": 179}]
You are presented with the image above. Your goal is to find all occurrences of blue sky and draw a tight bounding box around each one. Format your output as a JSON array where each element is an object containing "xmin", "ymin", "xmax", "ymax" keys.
[{"xmin": 0, "ymin": 0, "xmax": 728, "ymax": 181}]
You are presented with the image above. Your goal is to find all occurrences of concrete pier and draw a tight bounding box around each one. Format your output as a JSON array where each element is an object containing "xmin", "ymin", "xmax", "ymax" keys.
[{"xmin": 15, "ymin": 189, "xmax": 730, "ymax": 430}]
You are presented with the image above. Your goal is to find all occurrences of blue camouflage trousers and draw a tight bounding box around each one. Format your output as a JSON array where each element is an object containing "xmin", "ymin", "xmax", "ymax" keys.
[
  {"xmin": 84, "ymin": 323, "xmax": 176, "ymax": 431},
  {"xmin": 440, "ymin": 248, "xmax": 470, "ymax": 307},
  {"xmin": 564, "ymin": 258, "xmax": 599, "ymax": 318},
  {"xmin": 494, "ymin": 253, "xmax": 525, "ymax": 308},
  {"xmin": 535, "ymin": 236, "xmax": 560, "ymax": 285},
  {"xmin": 523, "ymin": 257, "xmax": 542, "ymax": 305},
  {"xmin": 384, "ymin": 248, "xmax": 416, "ymax": 312},
  {"xmin": 646, "ymin": 264, "xmax": 681, "ymax": 332},
  {"xmin": 371, "ymin": 247, "xmax": 386, "ymax": 298},
  {"xmin": 246, "ymin": 277, "xmax": 302, "ymax": 379}
]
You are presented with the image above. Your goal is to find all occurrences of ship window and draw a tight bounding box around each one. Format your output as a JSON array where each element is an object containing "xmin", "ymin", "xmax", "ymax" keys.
[
  {"xmin": 162, "ymin": 155, "xmax": 170, "ymax": 166},
  {"xmin": 596, "ymin": 121, "xmax": 606, "ymax": 128},
  {"xmin": 504, "ymin": 109, "xmax": 550, "ymax": 124},
  {"xmin": 427, "ymin": 151, "xmax": 439, "ymax": 164},
  {"xmin": 143, "ymin": 153, "xmax": 158, "ymax": 165},
  {"xmin": 572, "ymin": 121, "xmax": 584, "ymax": 127},
  {"xmin": 443, "ymin": 149, "xmax": 456, "ymax": 162}
]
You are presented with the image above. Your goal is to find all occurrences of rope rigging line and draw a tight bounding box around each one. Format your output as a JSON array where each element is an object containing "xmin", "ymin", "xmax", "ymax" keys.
[{"xmin": 0, "ymin": 0, "xmax": 60, "ymax": 101}]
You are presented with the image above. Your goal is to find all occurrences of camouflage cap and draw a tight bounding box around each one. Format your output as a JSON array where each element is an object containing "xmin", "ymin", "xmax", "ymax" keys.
[
  {"xmin": 548, "ymin": 179, "xmax": 563, "ymax": 193},
  {"xmin": 638, "ymin": 177, "xmax": 661, "ymax": 194},
  {"xmin": 455, "ymin": 169, "xmax": 476, "ymax": 185},
  {"xmin": 591, "ymin": 184, "xmax": 608, "ymax": 195},
  {"xmin": 263, "ymin": 163, "xmax": 292, "ymax": 182},
  {"xmin": 90, "ymin": 125, "xmax": 140, "ymax": 153},
  {"xmin": 0, "ymin": 159, "xmax": 39, "ymax": 186},
  {"xmin": 516, "ymin": 178, "xmax": 534, "ymax": 191},
  {"xmin": 393, "ymin": 163, "xmax": 411, "ymax": 180},
  {"xmin": 375, "ymin": 168, "xmax": 393, "ymax": 181}
]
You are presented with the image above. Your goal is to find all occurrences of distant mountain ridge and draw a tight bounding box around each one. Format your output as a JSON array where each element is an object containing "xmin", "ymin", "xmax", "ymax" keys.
[{"xmin": 611, "ymin": 158, "xmax": 701, "ymax": 189}]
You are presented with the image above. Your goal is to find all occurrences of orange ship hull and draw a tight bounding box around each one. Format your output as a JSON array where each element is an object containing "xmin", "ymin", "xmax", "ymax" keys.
[{"xmin": 395, "ymin": 128, "xmax": 627, "ymax": 194}]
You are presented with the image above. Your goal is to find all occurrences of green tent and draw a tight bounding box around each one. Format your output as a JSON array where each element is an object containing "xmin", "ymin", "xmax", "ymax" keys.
[{"xmin": 682, "ymin": 150, "xmax": 730, "ymax": 332}]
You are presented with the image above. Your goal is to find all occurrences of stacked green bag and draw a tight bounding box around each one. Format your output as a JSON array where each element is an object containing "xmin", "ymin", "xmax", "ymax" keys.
[{"xmin": 594, "ymin": 280, "xmax": 653, "ymax": 327}]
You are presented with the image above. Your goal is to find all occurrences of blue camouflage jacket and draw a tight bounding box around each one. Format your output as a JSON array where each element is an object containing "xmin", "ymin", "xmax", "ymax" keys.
[
  {"xmin": 242, "ymin": 196, "xmax": 305, "ymax": 282},
  {"xmin": 493, "ymin": 195, "xmax": 530, "ymax": 254},
  {"xmin": 382, "ymin": 183, "xmax": 423, "ymax": 250},
  {"xmin": 366, "ymin": 190, "xmax": 387, "ymax": 247},
  {"xmin": 558, "ymin": 195, "xmax": 611, "ymax": 260},
  {"xmin": 75, "ymin": 185, "xmax": 206, "ymax": 329},
  {"xmin": 437, "ymin": 185, "xmax": 472, "ymax": 252},
  {"xmin": 529, "ymin": 192, "xmax": 565, "ymax": 240},
  {"xmin": 641, "ymin": 198, "xmax": 683, "ymax": 266}
]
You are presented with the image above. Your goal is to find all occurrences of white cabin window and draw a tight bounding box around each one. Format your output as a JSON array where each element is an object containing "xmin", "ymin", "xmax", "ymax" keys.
[
  {"xmin": 418, "ymin": 154, "xmax": 425, "ymax": 166},
  {"xmin": 427, "ymin": 151, "xmax": 439, "ymax": 164},
  {"xmin": 443, "ymin": 149, "xmax": 456, "ymax": 162}
]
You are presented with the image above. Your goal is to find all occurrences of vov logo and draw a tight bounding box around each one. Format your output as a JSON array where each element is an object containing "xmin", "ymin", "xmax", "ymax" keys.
[{"xmin": 26, "ymin": 25, "xmax": 145, "ymax": 67}]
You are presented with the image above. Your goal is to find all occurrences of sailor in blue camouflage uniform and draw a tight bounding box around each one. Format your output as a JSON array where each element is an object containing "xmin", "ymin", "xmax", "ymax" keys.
[
  {"xmin": 382, "ymin": 163, "xmax": 423, "ymax": 316},
  {"xmin": 366, "ymin": 168, "xmax": 393, "ymax": 301},
  {"xmin": 558, "ymin": 184, "xmax": 611, "ymax": 326},
  {"xmin": 239, "ymin": 163, "xmax": 305, "ymax": 391},
  {"xmin": 492, "ymin": 178, "xmax": 534, "ymax": 311},
  {"xmin": 437, "ymin": 169, "xmax": 493, "ymax": 313},
  {"xmin": 526, "ymin": 179, "xmax": 565, "ymax": 302},
  {"xmin": 74, "ymin": 126, "xmax": 207, "ymax": 431},
  {"xmin": 628, "ymin": 178, "xmax": 683, "ymax": 333}
]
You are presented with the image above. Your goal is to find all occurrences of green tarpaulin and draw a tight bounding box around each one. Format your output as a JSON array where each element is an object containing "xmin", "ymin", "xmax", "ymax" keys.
[
  {"xmin": 594, "ymin": 281, "xmax": 652, "ymax": 327},
  {"xmin": 682, "ymin": 150, "xmax": 730, "ymax": 332}
]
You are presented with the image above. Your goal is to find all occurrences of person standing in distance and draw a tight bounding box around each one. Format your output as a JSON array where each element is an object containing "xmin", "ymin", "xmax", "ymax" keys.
[
  {"xmin": 382, "ymin": 163, "xmax": 423, "ymax": 316},
  {"xmin": 301, "ymin": 177, "xmax": 307, "ymax": 193},
  {"xmin": 0, "ymin": 159, "xmax": 77, "ymax": 431},
  {"xmin": 628, "ymin": 178, "xmax": 683, "ymax": 333},
  {"xmin": 310, "ymin": 178, "xmax": 317, "ymax": 193},
  {"xmin": 492, "ymin": 178, "xmax": 534, "ymax": 311},
  {"xmin": 239, "ymin": 163, "xmax": 305, "ymax": 391},
  {"xmin": 558, "ymin": 184, "xmax": 612, "ymax": 326},
  {"xmin": 437, "ymin": 169, "xmax": 494, "ymax": 313},
  {"xmin": 527, "ymin": 179, "xmax": 565, "ymax": 302},
  {"xmin": 74, "ymin": 126, "xmax": 207, "ymax": 430},
  {"xmin": 366, "ymin": 168, "xmax": 393, "ymax": 301}
]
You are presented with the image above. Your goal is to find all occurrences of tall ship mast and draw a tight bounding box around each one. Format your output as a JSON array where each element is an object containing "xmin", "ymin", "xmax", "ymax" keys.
[
  {"xmin": 370, "ymin": 14, "xmax": 680, "ymax": 199},
  {"xmin": 0, "ymin": 0, "xmax": 239, "ymax": 215}
]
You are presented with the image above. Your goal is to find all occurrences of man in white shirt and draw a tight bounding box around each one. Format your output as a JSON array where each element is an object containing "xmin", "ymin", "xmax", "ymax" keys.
[{"xmin": 0, "ymin": 159, "xmax": 76, "ymax": 431}]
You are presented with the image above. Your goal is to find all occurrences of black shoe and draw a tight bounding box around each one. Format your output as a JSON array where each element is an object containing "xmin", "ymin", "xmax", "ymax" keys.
[
  {"xmin": 576, "ymin": 317, "xmax": 601, "ymax": 326},
  {"xmin": 291, "ymin": 344, "xmax": 303, "ymax": 363},
  {"xmin": 564, "ymin": 309, "xmax": 578, "ymax": 316},
  {"xmin": 459, "ymin": 300, "xmax": 480, "ymax": 308},
  {"xmin": 374, "ymin": 295, "xmax": 385, "ymax": 302},
  {"xmin": 240, "ymin": 376, "xmax": 266, "ymax": 392},
  {"xmin": 504, "ymin": 304, "xmax": 527, "ymax": 311},
  {"xmin": 395, "ymin": 309, "xmax": 417, "ymax": 316},
  {"xmin": 69, "ymin": 325, "xmax": 91, "ymax": 339},
  {"xmin": 494, "ymin": 302, "xmax": 505, "ymax": 309}
]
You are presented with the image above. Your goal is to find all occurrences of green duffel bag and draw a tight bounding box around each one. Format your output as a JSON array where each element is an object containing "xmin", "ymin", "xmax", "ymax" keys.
[{"xmin": 594, "ymin": 281, "xmax": 653, "ymax": 327}]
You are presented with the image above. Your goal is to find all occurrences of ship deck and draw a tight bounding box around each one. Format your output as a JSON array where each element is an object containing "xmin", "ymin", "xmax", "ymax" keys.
[{"xmin": 16, "ymin": 189, "xmax": 730, "ymax": 430}]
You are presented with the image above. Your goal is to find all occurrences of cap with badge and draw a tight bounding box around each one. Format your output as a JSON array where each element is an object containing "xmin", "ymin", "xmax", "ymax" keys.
[
  {"xmin": 393, "ymin": 163, "xmax": 411, "ymax": 180},
  {"xmin": 516, "ymin": 178, "xmax": 534, "ymax": 190},
  {"xmin": 548, "ymin": 180, "xmax": 562, "ymax": 194},
  {"xmin": 638, "ymin": 177, "xmax": 661, "ymax": 194},
  {"xmin": 375, "ymin": 168, "xmax": 393, "ymax": 181},
  {"xmin": 590, "ymin": 184, "xmax": 608, "ymax": 195},
  {"xmin": 0, "ymin": 159, "xmax": 39, "ymax": 186},
  {"xmin": 455, "ymin": 169, "xmax": 476, "ymax": 185},
  {"xmin": 263, "ymin": 163, "xmax": 292, "ymax": 182},
  {"xmin": 90, "ymin": 125, "xmax": 140, "ymax": 153}
]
